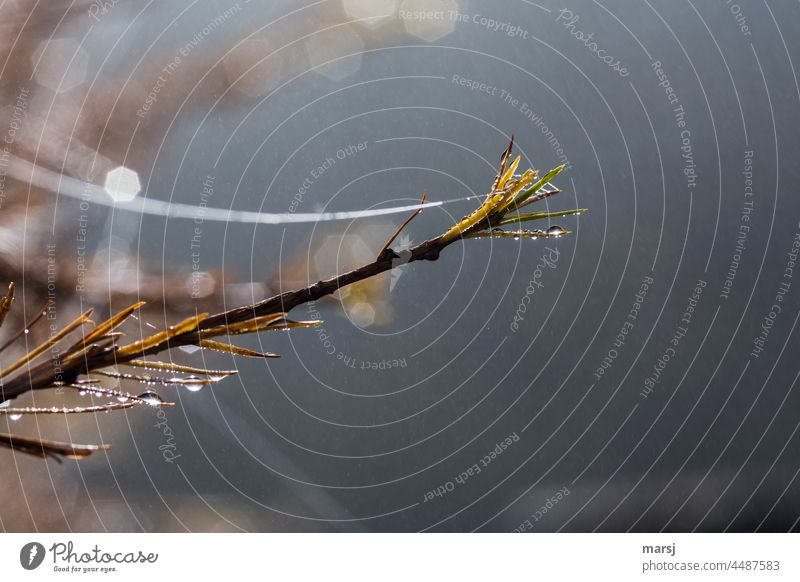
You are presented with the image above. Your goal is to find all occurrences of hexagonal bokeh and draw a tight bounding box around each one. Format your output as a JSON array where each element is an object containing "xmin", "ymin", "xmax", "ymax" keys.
[
  {"xmin": 104, "ymin": 166, "xmax": 141, "ymax": 202},
  {"xmin": 74, "ymin": 151, "xmax": 114, "ymax": 183},
  {"xmin": 225, "ymin": 282, "xmax": 267, "ymax": 307},
  {"xmin": 346, "ymin": 301, "xmax": 376, "ymax": 327},
  {"xmin": 222, "ymin": 38, "xmax": 283, "ymax": 98},
  {"xmin": 311, "ymin": 228, "xmax": 395, "ymax": 328},
  {"xmin": 186, "ymin": 271, "xmax": 216, "ymax": 298},
  {"xmin": 399, "ymin": 0, "xmax": 459, "ymax": 42},
  {"xmin": 343, "ymin": 0, "xmax": 400, "ymax": 29},
  {"xmin": 31, "ymin": 38, "xmax": 89, "ymax": 93},
  {"xmin": 305, "ymin": 25, "xmax": 364, "ymax": 81},
  {"xmin": 314, "ymin": 233, "xmax": 372, "ymax": 279}
]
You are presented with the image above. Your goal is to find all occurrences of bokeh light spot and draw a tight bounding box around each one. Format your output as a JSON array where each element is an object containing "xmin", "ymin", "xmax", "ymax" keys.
[
  {"xmin": 399, "ymin": 0, "xmax": 459, "ymax": 42},
  {"xmin": 305, "ymin": 25, "xmax": 364, "ymax": 81},
  {"xmin": 343, "ymin": 0, "xmax": 400, "ymax": 29},
  {"xmin": 104, "ymin": 166, "xmax": 141, "ymax": 202},
  {"xmin": 31, "ymin": 38, "xmax": 89, "ymax": 93}
]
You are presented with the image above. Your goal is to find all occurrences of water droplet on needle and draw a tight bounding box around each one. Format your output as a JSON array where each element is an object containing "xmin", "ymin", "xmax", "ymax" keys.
[
  {"xmin": 137, "ymin": 391, "xmax": 163, "ymax": 406},
  {"xmin": 183, "ymin": 375, "xmax": 204, "ymax": 392}
]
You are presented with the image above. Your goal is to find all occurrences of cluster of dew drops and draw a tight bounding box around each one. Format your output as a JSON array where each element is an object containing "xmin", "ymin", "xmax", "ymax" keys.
[{"xmin": 1, "ymin": 317, "xmax": 213, "ymax": 422}]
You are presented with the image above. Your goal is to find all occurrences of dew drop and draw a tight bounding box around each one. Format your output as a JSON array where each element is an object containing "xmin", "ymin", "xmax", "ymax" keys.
[
  {"xmin": 23, "ymin": 329, "xmax": 29, "ymax": 335},
  {"xmin": 547, "ymin": 225, "xmax": 564, "ymax": 236},
  {"xmin": 116, "ymin": 395, "xmax": 129, "ymax": 403},
  {"xmin": 183, "ymin": 375, "xmax": 205, "ymax": 392},
  {"xmin": 137, "ymin": 391, "xmax": 163, "ymax": 406},
  {"xmin": 9, "ymin": 413, "xmax": 22, "ymax": 421}
]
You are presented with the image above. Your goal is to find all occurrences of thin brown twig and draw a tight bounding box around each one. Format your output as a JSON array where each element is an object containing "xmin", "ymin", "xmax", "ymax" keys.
[
  {"xmin": 0, "ymin": 301, "xmax": 50, "ymax": 355},
  {"xmin": 377, "ymin": 191, "xmax": 427, "ymax": 258},
  {"xmin": 0, "ymin": 283, "xmax": 14, "ymax": 330}
]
